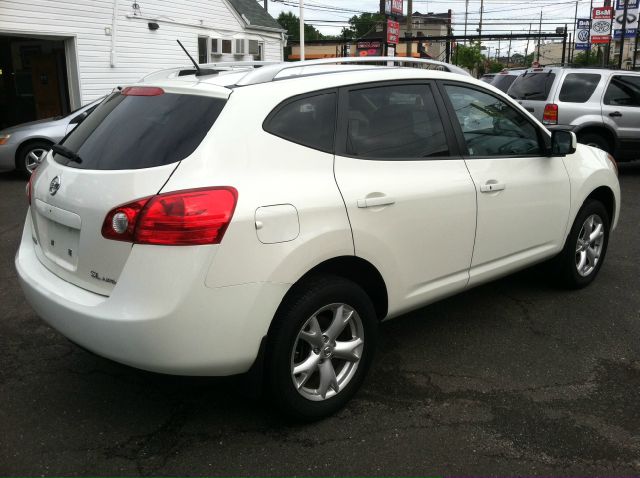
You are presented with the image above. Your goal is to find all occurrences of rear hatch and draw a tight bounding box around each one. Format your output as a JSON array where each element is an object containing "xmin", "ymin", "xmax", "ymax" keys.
[
  {"xmin": 29, "ymin": 85, "xmax": 228, "ymax": 295},
  {"xmin": 507, "ymin": 70, "xmax": 557, "ymax": 120}
]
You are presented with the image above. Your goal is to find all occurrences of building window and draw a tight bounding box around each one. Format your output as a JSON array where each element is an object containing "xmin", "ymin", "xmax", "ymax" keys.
[
  {"xmin": 249, "ymin": 40, "xmax": 263, "ymax": 60},
  {"xmin": 198, "ymin": 37, "xmax": 207, "ymax": 64},
  {"xmin": 222, "ymin": 39, "xmax": 232, "ymax": 54}
]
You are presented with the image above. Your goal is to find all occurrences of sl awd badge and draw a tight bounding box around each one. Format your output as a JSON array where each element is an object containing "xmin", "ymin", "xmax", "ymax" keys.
[{"xmin": 49, "ymin": 176, "xmax": 61, "ymax": 196}]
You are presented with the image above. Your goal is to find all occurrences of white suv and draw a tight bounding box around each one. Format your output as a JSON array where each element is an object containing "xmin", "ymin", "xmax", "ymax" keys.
[{"xmin": 15, "ymin": 58, "xmax": 620, "ymax": 420}]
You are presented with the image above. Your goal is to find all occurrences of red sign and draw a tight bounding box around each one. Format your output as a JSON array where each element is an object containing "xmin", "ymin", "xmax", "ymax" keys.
[
  {"xmin": 385, "ymin": 0, "xmax": 403, "ymax": 15},
  {"xmin": 387, "ymin": 19, "xmax": 400, "ymax": 44},
  {"xmin": 591, "ymin": 6, "xmax": 612, "ymax": 44}
]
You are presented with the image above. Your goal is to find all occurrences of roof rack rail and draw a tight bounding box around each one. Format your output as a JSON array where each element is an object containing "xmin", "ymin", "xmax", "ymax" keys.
[
  {"xmin": 141, "ymin": 61, "xmax": 281, "ymax": 82},
  {"xmin": 234, "ymin": 56, "xmax": 470, "ymax": 86}
]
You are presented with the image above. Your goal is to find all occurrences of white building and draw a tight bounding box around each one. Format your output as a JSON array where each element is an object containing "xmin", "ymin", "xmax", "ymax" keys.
[{"xmin": 0, "ymin": 0, "xmax": 285, "ymax": 128}]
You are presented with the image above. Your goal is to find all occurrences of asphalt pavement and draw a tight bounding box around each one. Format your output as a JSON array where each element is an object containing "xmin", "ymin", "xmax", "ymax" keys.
[{"xmin": 1, "ymin": 163, "xmax": 639, "ymax": 476}]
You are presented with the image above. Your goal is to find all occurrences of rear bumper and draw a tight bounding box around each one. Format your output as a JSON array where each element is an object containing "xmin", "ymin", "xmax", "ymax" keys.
[{"xmin": 15, "ymin": 213, "xmax": 289, "ymax": 376}]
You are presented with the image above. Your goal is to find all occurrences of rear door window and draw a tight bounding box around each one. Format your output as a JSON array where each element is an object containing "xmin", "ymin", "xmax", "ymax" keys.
[
  {"xmin": 604, "ymin": 75, "xmax": 640, "ymax": 107},
  {"xmin": 508, "ymin": 72, "xmax": 556, "ymax": 101},
  {"xmin": 343, "ymin": 83, "xmax": 450, "ymax": 159},
  {"xmin": 56, "ymin": 88, "xmax": 226, "ymax": 170},
  {"xmin": 559, "ymin": 73, "xmax": 601, "ymax": 102}
]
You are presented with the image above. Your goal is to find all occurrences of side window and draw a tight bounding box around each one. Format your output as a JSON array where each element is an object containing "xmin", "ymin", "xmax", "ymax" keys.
[
  {"xmin": 604, "ymin": 75, "xmax": 640, "ymax": 107},
  {"xmin": 345, "ymin": 84, "xmax": 449, "ymax": 159},
  {"xmin": 444, "ymin": 84, "xmax": 542, "ymax": 157},
  {"xmin": 559, "ymin": 73, "xmax": 601, "ymax": 103},
  {"xmin": 265, "ymin": 92, "xmax": 336, "ymax": 153}
]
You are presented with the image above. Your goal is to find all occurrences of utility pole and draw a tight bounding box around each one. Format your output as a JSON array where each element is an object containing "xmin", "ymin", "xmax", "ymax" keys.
[
  {"xmin": 536, "ymin": 9, "xmax": 543, "ymax": 62},
  {"xmin": 606, "ymin": 0, "xmax": 613, "ymax": 66},
  {"xmin": 507, "ymin": 33, "xmax": 512, "ymax": 67},
  {"xmin": 524, "ymin": 23, "xmax": 532, "ymax": 66},
  {"xmin": 264, "ymin": 0, "xmax": 267, "ymax": 11},
  {"xmin": 572, "ymin": 0, "xmax": 578, "ymax": 63},
  {"xmin": 478, "ymin": 0, "xmax": 484, "ymax": 48},
  {"xmin": 562, "ymin": 23, "xmax": 568, "ymax": 65},
  {"xmin": 464, "ymin": 0, "xmax": 469, "ymax": 45},
  {"xmin": 618, "ymin": 0, "xmax": 630, "ymax": 69},
  {"xmin": 587, "ymin": 0, "xmax": 594, "ymax": 63},
  {"xmin": 634, "ymin": 29, "xmax": 639, "ymax": 69},
  {"xmin": 299, "ymin": 0, "xmax": 305, "ymax": 61},
  {"xmin": 407, "ymin": 0, "xmax": 413, "ymax": 58}
]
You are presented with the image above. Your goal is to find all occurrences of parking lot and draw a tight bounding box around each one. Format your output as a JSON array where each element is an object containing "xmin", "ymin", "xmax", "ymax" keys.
[{"xmin": 0, "ymin": 163, "xmax": 639, "ymax": 476}]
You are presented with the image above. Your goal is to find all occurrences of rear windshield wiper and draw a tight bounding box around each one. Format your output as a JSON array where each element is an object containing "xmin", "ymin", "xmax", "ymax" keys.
[{"xmin": 51, "ymin": 144, "xmax": 83, "ymax": 164}]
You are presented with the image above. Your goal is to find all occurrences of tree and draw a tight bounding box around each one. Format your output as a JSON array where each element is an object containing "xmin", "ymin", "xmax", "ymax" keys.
[
  {"xmin": 573, "ymin": 50, "xmax": 603, "ymax": 66},
  {"xmin": 486, "ymin": 60, "xmax": 505, "ymax": 73},
  {"xmin": 342, "ymin": 12, "xmax": 385, "ymax": 40},
  {"xmin": 277, "ymin": 11, "xmax": 325, "ymax": 42},
  {"xmin": 455, "ymin": 43, "xmax": 483, "ymax": 71}
]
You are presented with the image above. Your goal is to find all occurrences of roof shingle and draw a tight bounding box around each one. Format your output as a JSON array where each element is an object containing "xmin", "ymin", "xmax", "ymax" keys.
[{"xmin": 227, "ymin": 0, "xmax": 284, "ymax": 31}]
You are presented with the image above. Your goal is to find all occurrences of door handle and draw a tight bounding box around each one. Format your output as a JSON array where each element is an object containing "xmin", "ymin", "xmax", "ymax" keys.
[
  {"xmin": 609, "ymin": 111, "xmax": 622, "ymax": 117},
  {"xmin": 357, "ymin": 195, "xmax": 396, "ymax": 208},
  {"xmin": 480, "ymin": 183, "xmax": 506, "ymax": 193}
]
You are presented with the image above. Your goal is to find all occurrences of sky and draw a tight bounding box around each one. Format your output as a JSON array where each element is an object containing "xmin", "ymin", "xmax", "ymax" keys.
[{"xmin": 264, "ymin": 0, "xmax": 611, "ymax": 57}]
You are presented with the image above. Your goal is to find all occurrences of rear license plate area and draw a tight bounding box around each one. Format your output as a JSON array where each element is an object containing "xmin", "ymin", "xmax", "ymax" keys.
[{"xmin": 41, "ymin": 219, "xmax": 80, "ymax": 270}]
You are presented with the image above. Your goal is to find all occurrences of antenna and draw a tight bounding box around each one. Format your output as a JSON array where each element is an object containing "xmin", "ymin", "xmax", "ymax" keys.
[{"xmin": 176, "ymin": 39, "xmax": 217, "ymax": 77}]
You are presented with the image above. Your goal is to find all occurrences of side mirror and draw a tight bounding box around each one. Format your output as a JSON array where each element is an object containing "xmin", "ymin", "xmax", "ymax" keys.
[{"xmin": 550, "ymin": 130, "xmax": 577, "ymax": 156}]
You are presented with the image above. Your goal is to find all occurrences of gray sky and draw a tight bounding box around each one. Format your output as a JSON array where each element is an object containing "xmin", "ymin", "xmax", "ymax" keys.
[{"xmin": 265, "ymin": 0, "xmax": 603, "ymax": 56}]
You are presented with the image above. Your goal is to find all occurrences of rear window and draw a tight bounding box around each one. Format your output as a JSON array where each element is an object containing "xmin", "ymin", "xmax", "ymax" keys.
[
  {"xmin": 490, "ymin": 74, "xmax": 518, "ymax": 92},
  {"xmin": 559, "ymin": 73, "xmax": 601, "ymax": 102},
  {"xmin": 264, "ymin": 92, "xmax": 336, "ymax": 153},
  {"xmin": 56, "ymin": 89, "xmax": 226, "ymax": 170},
  {"xmin": 508, "ymin": 72, "xmax": 556, "ymax": 101}
]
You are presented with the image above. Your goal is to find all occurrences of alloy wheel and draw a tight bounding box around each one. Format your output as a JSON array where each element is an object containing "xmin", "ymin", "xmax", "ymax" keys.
[
  {"xmin": 575, "ymin": 214, "xmax": 605, "ymax": 277},
  {"xmin": 25, "ymin": 148, "xmax": 48, "ymax": 174},
  {"xmin": 290, "ymin": 303, "xmax": 364, "ymax": 401}
]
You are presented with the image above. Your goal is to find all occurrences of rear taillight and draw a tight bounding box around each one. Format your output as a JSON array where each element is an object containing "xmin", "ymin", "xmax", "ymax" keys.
[
  {"xmin": 101, "ymin": 187, "xmax": 238, "ymax": 246},
  {"xmin": 26, "ymin": 169, "xmax": 37, "ymax": 205},
  {"xmin": 543, "ymin": 103, "xmax": 558, "ymax": 125}
]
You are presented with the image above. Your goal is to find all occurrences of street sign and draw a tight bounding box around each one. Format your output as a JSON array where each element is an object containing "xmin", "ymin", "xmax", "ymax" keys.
[
  {"xmin": 385, "ymin": 0, "xmax": 403, "ymax": 15},
  {"xmin": 591, "ymin": 6, "xmax": 613, "ymax": 44},
  {"xmin": 387, "ymin": 19, "xmax": 400, "ymax": 44},
  {"xmin": 613, "ymin": 0, "xmax": 639, "ymax": 39},
  {"xmin": 576, "ymin": 18, "xmax": 591, "ymax": 50}
]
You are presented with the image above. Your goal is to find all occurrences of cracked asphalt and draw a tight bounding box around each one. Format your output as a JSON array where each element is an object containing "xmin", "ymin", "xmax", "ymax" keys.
[{"xmin": 1, "ymin": 163, "xmax": 639, "ymax": 476}]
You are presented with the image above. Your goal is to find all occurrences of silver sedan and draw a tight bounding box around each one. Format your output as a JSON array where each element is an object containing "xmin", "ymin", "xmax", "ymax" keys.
[{"xmin": 0, "ymin": 98, "xmax": 103, "ymax": 175}]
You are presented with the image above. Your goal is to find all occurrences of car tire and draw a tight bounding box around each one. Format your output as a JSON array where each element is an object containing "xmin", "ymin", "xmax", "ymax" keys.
[
  {"xmin": 555, "ymin": 199, "xmax": 610, "ymax": 289},
  {"xmin": 266, "ymin": 275, "xmax": 378, "ymax": 422},
  {"xmin": 578, "ymin": 133, "xmax": 611, "ymax": 153},
  {"xmin": 17, "ymin": 140, "xmax": 52, "ymax": 176}
]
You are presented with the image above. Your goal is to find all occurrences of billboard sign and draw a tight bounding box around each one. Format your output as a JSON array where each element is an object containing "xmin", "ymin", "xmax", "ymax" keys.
[
  {"xmin": 385, "ymin": 0, "xmax": 403, "ymax": 15},
  {"xmin": 613, "ymin": 0, "xmax": 639, "ymax": 38},
  {"xmin": 356, "ymin": 41, "xmax": 383, "ymax": 56},
  {"xmin": 576, "ymin": 18, "xmax": 591, "ymax": 50},
  {"xmin": 591, "ymin": 6, "xmax": 613, "ymax": 43},
  {"xmin": 387, "ymin": 19, "xmax": 400, "ymax": 44}
]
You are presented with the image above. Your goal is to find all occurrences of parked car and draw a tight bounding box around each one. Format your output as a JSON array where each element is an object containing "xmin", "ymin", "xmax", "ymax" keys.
[
  {"xmin": 0, "ymin": 97, "xmax": 103, "ymax": 175},
  {"xmin": 489, "ymin": 68, "xmax": 525, "ymax": 92},
  {"xmin": 507, "ymin": 66, "xmax": 640, "ymax": 161},
  {"xmin": 15, "ymin": 58, "xmax": 620, "ymax": 421},
  {"xmin": 480, "ymin": 73, "xmax": 497, "ymax": 83}
]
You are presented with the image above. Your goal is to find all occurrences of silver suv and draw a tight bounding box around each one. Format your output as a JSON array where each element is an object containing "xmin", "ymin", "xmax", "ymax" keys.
[{"xmin": 507, "ymin": 67, "xmax": 640, "ymax": 161}]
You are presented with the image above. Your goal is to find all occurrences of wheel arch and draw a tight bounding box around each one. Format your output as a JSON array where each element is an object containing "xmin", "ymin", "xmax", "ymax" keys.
[
  {"xmin": 585, "ymin": 185, "xmax": 615, "ymax": 225},
  {"xmin": 15, "ymin": 137, "xmax": 54, "ymax": 169},
  {"xmin": 275, "ymin": 255, "xmax": 389, "ymax": 323},
  {"xmin": 574, "ymin": 123, "xmax": 617, "ymax": 152}
]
